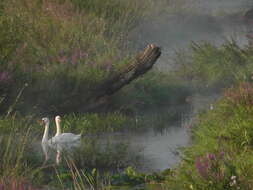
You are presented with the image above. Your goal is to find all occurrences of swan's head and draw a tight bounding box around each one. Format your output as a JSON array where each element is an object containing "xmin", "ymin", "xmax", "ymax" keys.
[
  {"xmin": 42, "ymin": 117, "xmax": 50, "ymax": 125},
  {"xmin": 55, "ymin": 115, "xmax": 61, "ymax": 123}
]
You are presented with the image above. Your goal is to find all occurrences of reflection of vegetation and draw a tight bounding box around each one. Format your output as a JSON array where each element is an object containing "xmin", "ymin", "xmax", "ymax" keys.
[
  {"xmin": 72, "ymin": 139, "xmax": 142, "ymax": 170},
  {"xmin": 61, "ymin": 113, "xmax": 128, "ymax": 134}
]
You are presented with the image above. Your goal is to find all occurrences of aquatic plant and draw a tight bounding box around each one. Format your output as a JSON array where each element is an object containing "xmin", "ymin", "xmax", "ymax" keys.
[{"xmin": 111, "ymin": 166, "xmax": 165, "ymax": 187}]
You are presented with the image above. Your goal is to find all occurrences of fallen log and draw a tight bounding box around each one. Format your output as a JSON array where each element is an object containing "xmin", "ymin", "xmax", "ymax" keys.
[{"xmin": 84, "ymin": 44, "xmax": 161, "ymax": 111}]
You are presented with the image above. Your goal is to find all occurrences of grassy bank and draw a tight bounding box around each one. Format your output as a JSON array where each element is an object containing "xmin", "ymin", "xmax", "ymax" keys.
[{"xmin": 160, "ymin": 82, "xmax": 253, "ymax": 190}]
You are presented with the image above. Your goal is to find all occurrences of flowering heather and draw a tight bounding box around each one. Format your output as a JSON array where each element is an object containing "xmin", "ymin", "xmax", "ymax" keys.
[
  {"xmin": 0, "ymin": 71, "xmax": 11, "ymax": 83},
  {"xmin": 57, "ymin": 49, "xmax": 88, "ymax": 65},
  {"xmin": 224, "ymin": 82, "xmax": 253, "ymax": 107},
  {"xmin": 195, "ymin": 156, "xmax": 210, "ymax": 179},
  {"xmin": 0, "ymin": 178, "xmax": 40, "ymax": 190},
  {"xmin": 195, "ymin": 152, "xmax": 225, "ymax": 181},
  {"xmin": 71, "ymin": 48, "xmax": 88, "ymax": 65}
]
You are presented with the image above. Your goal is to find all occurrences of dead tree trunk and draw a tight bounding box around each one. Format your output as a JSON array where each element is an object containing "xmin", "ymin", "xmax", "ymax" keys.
[{"xmin": 84, "ymin": 44, "xmax": 161, "ymax": 111}]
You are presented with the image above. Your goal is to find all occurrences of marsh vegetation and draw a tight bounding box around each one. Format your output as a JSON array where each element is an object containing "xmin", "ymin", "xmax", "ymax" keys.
[{"xmin": 1, "ymin": 0, "xmax": 253, "ymax": 189}]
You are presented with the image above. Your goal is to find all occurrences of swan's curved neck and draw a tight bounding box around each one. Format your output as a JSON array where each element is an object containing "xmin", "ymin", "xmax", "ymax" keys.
[
  {"xmin": 55, "ymin": 120, "xmax": 61, "ymax": 136},
  {"xmin": 42, "ymin": 122, "xmax": 49, "ymax": 143}
]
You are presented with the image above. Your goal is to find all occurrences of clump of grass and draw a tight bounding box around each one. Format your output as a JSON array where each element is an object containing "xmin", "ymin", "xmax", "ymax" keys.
[
  {"xmin": 111, "ymin": 166, "xmax": 165, "ymax": 187},
  {"xmin": 0, "ymin": 117, "xmax": 42, "ymax": 189},
  {"xmin": 175, "ymin": 41, "xmax": 253, "ymax": 91},
  {"xmin": 58, "ymin": 159, "xmax": 110, "ymax": 190},
  {"xmin": 72, "ymin": 140, "xmax": 142, "ymax": 171},
  {"xmin": 0, "ymin": 178, "xmax": 40, "ymax": 190}
]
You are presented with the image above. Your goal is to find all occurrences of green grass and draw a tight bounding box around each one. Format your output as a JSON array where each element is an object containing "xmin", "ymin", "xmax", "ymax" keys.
[
  {"xmin": 175, "ymin": 41, "xmax": 253, "ymax": 91},
  {"xmin": 0, "ymin": 0, "xmax": 149, "ymax": 115}
]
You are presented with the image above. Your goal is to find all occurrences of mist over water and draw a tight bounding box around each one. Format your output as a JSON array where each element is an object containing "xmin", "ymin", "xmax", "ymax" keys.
[{"xmin": 134, "ymin": 0, "xmax": 253, "ymax": 70}]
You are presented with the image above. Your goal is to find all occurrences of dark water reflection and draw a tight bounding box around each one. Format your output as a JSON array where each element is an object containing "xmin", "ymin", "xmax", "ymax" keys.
[
  {"xmin": 113, "ymin": 125, "xmax": 190, "ymax": 172},
  {"xmin": 39, "ymin": 94, "xmax": 219, "ymax": 172}
]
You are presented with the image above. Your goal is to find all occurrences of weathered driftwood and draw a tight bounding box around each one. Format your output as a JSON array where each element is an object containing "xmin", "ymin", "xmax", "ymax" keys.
[
  {"xmin": 84, "ymin": 44, "xmax": 161, "ymax": 111},
  {"xmin": 98, "ymin": 44, "xmax": 161, "ymax": 97}
]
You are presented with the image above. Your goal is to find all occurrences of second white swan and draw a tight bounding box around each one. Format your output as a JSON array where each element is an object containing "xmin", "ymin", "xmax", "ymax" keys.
[{"xmin": 51, "ymin": 115, "xmax": 81, "ymax": 144}]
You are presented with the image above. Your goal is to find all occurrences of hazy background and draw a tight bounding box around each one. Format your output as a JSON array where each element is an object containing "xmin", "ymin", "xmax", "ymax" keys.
[{"xmin": 133, "ymin": 0, "xmax": 253, "ymax": 70}]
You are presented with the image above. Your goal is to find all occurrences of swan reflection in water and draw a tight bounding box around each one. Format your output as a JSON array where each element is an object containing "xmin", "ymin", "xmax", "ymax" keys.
[
  {"xmin": 41, "ymin": 116, "xmax": 81, "ymax": 165},
  {"xmin": 41, "ymin": 142, "xmax": 62, "ymax": 165}
]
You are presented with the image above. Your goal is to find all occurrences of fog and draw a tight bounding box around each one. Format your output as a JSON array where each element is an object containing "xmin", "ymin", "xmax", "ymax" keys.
[{"xmin": 134, "ymin": 0, "xmax": 253, "ymax": 70}]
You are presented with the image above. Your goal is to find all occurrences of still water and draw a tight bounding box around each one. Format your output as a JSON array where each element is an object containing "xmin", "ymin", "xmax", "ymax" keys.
[{"xmin": 39, "ymin": 94, "xmax": 218, "ymax": 172}]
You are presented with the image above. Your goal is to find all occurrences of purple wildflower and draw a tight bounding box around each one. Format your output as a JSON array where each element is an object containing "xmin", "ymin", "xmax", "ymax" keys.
[
  {"xmin": 58, "ymin": 55, "xmax": 68, "ymax": 64},
  {"xmin": 207, "ymin": 153, "xmax": 216, "ymax": 161},
  {"xmin": 71, "ymin": 49, "xmax": 88, "ymax": 65},
  {"xmin": 195, "ymin": 152, "xmax": 226, "ymax": 180},
  {"xmin": 103, "ymin": 61, "xmax": 113, "ymax": 72},
  {"xmin": 220, "ymin": 151, "xmax": 225, "ymax": 158},
  {"xmin": 195, "ymin": 156, "xmax": 210, "ymax": 179},
  {"xmin": 0, "ymin": 71, "xmax": 11, "ymax": 83}
]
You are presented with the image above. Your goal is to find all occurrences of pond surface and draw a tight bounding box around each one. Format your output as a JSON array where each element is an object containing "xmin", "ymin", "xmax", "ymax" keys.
[
  {"xmin": 39, "ymin": 93, "xmax": 218, "ymax": 174},
  {"xmin": 104, "ymin": 93, "xmax": 219, "ymax": 172},
  {"xmin": 112, "ymin": 124, "xmax": 190, "ymax": 172}
]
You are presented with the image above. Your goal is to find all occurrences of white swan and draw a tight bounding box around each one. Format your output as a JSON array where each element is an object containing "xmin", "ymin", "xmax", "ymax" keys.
[
  {"xmin": 41, "ymin": 116, "xmax": 81, "ymax": 154},
  {"xmin": 41, "ymin": 117, "xmax": 62, "ymax": 165},
  {"xmin": 51, "ymin": 115, "xmax": 81, "ymax": 144},
  {"xmin": 41, "ymin": 117, "xmax": 50, "ymax": 143},
  {"xmin": 41, "ymin": 117, "xmax": 51, "ymax": 164}
]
